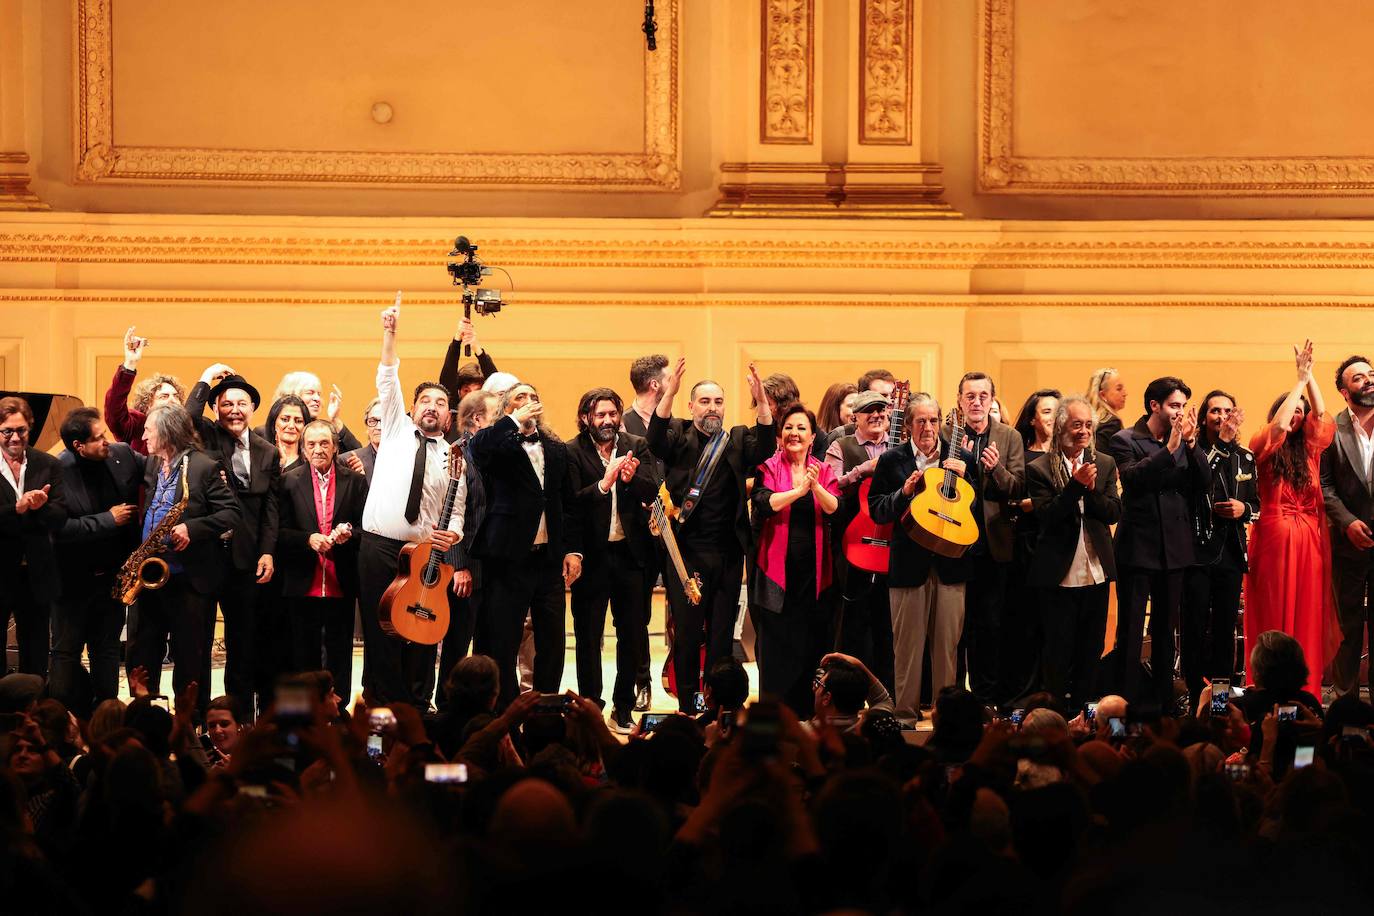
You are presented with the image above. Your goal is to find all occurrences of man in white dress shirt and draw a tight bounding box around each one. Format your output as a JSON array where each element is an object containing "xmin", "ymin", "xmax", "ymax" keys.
[{"xmin": 358, "ymin": 292, "xmax": 465, "ymax": 707}]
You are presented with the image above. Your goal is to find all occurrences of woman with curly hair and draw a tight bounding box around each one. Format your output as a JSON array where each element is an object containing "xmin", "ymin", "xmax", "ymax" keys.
[{"xmin": 1244, "ymin": 340, "xmax": 1335, "ymax": 698}]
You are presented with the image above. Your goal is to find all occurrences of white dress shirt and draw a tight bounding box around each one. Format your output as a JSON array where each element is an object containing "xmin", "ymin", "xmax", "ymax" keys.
[
  {"xmin": 1060, "ymin": 453, "xmax": 1106, "ymax": 588},
  {"xmin": 596, "ymin": 446, "xmax": 626, "ymax": 543},
  {"xmin": 362, "ymin": 361, "xmax": 465, "ymax": 543},
  {"xmin": 522, "ymin": 435, "xmax": 549, "ymax": 546},
  {"xmin": 1352, "ymin": 412, "xmax": 1374, "ymax": 481},
  {"xmin": 0, "ymin": 452, "xmax": 26, "ymax": 498}
]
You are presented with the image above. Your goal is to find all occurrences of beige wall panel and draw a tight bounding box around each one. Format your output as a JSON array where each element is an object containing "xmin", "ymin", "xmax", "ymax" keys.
[
  {"xmin": 978, "ymin": 0, "xmax": 1374, "ymax": 195},
  {"xmin": 110, "ymin": 0, "xmax": 643, "ymax": 154}
]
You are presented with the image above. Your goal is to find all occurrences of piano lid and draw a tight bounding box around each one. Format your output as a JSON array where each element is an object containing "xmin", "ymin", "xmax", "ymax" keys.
[{"xmin": 0, "ymin": 392, "xmax": 87, "ymax": 455}]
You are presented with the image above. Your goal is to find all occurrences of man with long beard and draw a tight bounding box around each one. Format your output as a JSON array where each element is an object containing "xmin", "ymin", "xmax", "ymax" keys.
[
  {"xmin": 647, "ymin": 358, "xmax": 775, "ymax": 713},
  {"xmin": 567, "ymin": 388, "xmax": 659, "ymax": 731},
  {"xmin": 358, "ymin": 293, "xmax": 465, "ymax": 707}
]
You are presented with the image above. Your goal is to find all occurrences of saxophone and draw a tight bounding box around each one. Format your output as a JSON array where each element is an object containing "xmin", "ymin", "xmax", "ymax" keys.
[{"xmin": 113, "ymin": 455, "xmax": 190, "ymax": 606}]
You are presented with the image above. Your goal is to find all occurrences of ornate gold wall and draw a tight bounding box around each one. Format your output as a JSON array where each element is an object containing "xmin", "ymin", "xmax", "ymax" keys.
[{"xmin": 3, "ymin": 1, "xmax": 1374, "ymax": 443}]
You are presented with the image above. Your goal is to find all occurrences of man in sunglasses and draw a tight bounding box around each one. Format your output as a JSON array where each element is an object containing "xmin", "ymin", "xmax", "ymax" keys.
[{"xmin": 0, "ymin": 396, "xmax": 68, "ymax": 677}]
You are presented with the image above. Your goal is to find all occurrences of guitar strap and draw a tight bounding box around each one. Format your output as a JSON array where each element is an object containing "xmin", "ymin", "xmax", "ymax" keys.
[{"xmin": 677, "ymin": 429, "xmax": 728, "ymax": 524}]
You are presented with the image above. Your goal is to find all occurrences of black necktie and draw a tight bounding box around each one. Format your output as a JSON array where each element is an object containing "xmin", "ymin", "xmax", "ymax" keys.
[{"xmin": 406, "ymin": 432, "xmax": 436, "ymax": 524}]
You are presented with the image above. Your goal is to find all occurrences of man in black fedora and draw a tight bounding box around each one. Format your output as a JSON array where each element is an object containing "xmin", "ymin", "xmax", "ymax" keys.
[{"xmin": 185, "ymin": 363, "xmax": 281, "ymax": 716}]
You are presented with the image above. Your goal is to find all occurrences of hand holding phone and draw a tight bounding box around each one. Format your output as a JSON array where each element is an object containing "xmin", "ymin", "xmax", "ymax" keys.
[{"xmin": 1210, "ymin": 679, "xmax": 1230, "ymax": 717}]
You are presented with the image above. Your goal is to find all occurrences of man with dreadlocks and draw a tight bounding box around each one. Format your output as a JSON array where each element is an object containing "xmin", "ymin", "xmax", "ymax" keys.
[
  {"xmin": 1026, "ymin": 396, "xmax": 1121, "ymax": 710},
  {"xmin": 1247, "ymin": 340, "xmax": 1335, "ymax": 700}
]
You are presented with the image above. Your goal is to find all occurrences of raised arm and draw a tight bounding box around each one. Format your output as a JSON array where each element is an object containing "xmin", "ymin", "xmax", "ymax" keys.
[{"xmin": 380, "ymin": 291, "xmax": 401, "ymax": 368}]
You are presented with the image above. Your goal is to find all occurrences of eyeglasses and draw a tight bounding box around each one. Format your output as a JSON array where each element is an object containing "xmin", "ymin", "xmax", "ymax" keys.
[
  {"xmin": 0, "ymin": 427, "xmax": 28, "ymax": 439},
  {"xmin": 364, "ymin": 417, "xmax": 382, "ymax": 428},
  {"xmin": 812, "ymin": 668, "xmax": 827, "ymax": 690}
]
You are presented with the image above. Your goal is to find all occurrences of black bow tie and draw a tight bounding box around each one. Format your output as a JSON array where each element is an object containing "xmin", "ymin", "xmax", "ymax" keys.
[{"xmin": 521, "ymin": 433, "xmax": 541, "ymax": 444}]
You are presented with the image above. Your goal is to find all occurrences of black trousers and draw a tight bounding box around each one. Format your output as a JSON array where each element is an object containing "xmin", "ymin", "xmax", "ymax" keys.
[
  {"xmin": 839, "ymin": 569, "xmax": 894, "ymax": 697},
  {"xmin": 213, "ymin": 565, "xmax": 259, "ymax": 715},
  {"xmin": 1002, "ymin": 551, "xmax": 1043, "ymax": 703},
  {"xmin": 571, "ymin": 540, "xmax": 651, "ymax": 713},
  {"xmin": 1116, "ymin": 566, "xmax": 1186, "ymax": 706},
  {"xmin": 49, "ymin": 579, "xmax": 124, "ymax": 713},
  {"xmin": 357, "ymin": 531, "xmax": 437, "ymax": 707},
  {"xmin": 0, "ymin": 567, "xmax": 51, "ymax": 678},
  {"xmin": 756, "ymin": 586, "xmax": 835, "ymax": 719},
  {"xmin": 1181, "ymin": 563, "xmax": 1243, "ymax": 700},
  {"xmin": 965, "ymin": 556, "xmax": 1010, "ymax": 706},
  {"xmin": 484, "ymin": 546, "xmax": 567, "ymax": 706},
  {"xmin": 290, "ymin": 596, "xmax": 355, "ymax": 698},
  {"xmin": 433, "ymin": 586, "xmax": 480, "ymax": 709},
  {"xmin": 129, "ymin": 575, "xmax": 214, "ymax": 716},
  {"xmin": 1332, "ymin": 551, "xmax": 1374, "ymax": 698},
  {"xmin": 1039, "ymin": 583, "xmax": 1109, "ymax": 711},
  {"xmin": 253, "ymin": 575, "xmax": 293, "ymax": 710},
  {"xmin": 665, "ymin": 543, "xmax": 742, "ymax": 713}
]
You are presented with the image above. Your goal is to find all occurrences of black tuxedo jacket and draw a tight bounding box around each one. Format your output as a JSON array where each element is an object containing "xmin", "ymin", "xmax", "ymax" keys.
[
  {"xmin": 645, "ymin": 413, "xmax": 775, "ymax": 555},
  {"xmin": 449, "ymin": 457, "xmax": 487, "ymax": 586},
  {"xmin": 567, "ymin": 430, "xmax": 659, "ymax": 568},
  {"xmin": 468, "ymin": 415, "xmax": 583, "ymax": 562},
  {"xmin": 56, "ymin": 444, "xmax": 146, "ymax": 579},
  {"xmin": 139, "ymin": 450, "xmax": 242, "ymax": 596},
  {"xmin": 1107, "ymin": 417, "xmax": 1208, "ymax": 571},
  {"xmin": 276, "ymin": 462, "xmax": 366, "ymax": 599},
  {"xmin": 1025, "ymin": 452, "xmax": 1122, "ymax": 587},
  {"xmin": 187, "ymin": 380, "xmax": 281, "ymax": 571},
  {"xmin": 868, "ymin": 442, "xmax": 969, "ymax": 588},
  {"xmin": 1322, "ymin": 408, "xmax": 1374, "ymax": 565},
  {"xmin": 0, "ymin": 449, "xmax": 69, "ymax": 602}
]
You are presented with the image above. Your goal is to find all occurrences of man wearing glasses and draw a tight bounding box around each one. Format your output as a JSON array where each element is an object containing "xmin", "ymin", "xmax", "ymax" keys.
[
  {"xmin": 343, "ymin": 398, "xmax": 384, "ymax": 480},
  {"xmin": 0, "ymin": 397, "xmax": 68, "ymax": 677},
  {"xmin": 950, "ymin": 372, "xmax": 1026, "ymax": 711}
]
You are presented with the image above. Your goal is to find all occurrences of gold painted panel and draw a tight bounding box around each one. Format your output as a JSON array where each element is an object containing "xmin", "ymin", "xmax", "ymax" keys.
[
  {"xmin": 74, "ymin": 0, "xmax": 680, "ymax": 189},
  {"xmin": 859, "ymin": 0, "xmax": 913, "ymax": 146},
  {"xmin": 760, "ymin": 0, "xmax": 815, "ymax": 145},
  {"xmin": 978, "ymin": 0, "xmax": 1374, "ymax": 195}
]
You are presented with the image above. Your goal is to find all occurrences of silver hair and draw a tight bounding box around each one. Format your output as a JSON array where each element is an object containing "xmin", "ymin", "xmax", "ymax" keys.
[
  {"xmin": 146, "ymin": 404, "xmax": 199, "ymax": 455},
  {"xmin": 1047, "ymin": 395, "xmax": 1095, "ymax": 491}
]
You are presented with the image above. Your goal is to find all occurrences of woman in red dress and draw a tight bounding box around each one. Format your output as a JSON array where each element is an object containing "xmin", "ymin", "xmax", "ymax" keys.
[{"xmin": 1245, "ymin": 340, "xmax": 1335, "ymax": 699}]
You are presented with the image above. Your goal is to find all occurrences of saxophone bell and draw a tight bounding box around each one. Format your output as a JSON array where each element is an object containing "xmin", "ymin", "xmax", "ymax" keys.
[{"xmin": 120, "ymin": 557, "xmax": 170, "ymax": 606}]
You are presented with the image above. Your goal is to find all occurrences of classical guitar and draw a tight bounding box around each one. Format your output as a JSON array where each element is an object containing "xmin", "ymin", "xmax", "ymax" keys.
[
  {"xmin": 900, "ymin": 407, "xmax": 979, "ymax": 558},
  {"xmin": 648, "ymin": 483, "xmax": 704, "ymax": 698},
  {"xmin": 378, "ymin": 445, "xmax": 464, "ymax": 645},
  {"xmin": 842, "ymin": 380, "xmax": 910, "ymax": 573}
]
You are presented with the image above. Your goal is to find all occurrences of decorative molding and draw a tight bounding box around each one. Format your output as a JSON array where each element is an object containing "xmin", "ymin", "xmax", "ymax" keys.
[
  {"xmin": 18, "ymin": 228, "xmax": 1374, "ymax": 270},
  {"xmin": 0, "ymin": 154, "xmax": 49, "ymax": 211},
  {"xmin": 9, "ymin": 292, "xmax": 1374, "ymax": 311},
  {"xmin": 977, "ymin": 0, "xmax": 1374, "ymax": 196},
  {"xmin": 741, "ymin": 339, "xmax": 938, "ymax": 393},
  {"xmin": 859, "ymin": 0, "xmax": 914, "ymax": 145},
  {"xmin": 72, "ymin": 0, "xmax": 680, "ymax": 190},
  {"xmin": 760, "ymin": 0, "xmax": 815, "ymax": 144}
]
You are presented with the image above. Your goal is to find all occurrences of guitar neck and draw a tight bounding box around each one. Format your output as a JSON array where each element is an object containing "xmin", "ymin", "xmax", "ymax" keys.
[
  {"xmin": 425, "ymin": 475, "xmax": 462, "ymax": 572},
  {"xmin": 654, "ymin": 503, "xmax": 692, "ymax": 585}
]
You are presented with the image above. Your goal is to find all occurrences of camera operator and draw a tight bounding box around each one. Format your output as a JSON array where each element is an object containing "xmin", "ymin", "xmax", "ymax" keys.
[{"xmin": 808, "ymin": 651, "xmax": 894, "ymax": 735}]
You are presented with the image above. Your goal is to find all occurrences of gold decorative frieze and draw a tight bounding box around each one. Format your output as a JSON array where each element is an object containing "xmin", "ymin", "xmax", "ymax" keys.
[
  {"xmin": 760, "ymin": 0, "xmax": 815, "ymax": 144},
  {"xmin": 859, "ymin": 0, "xmax": 913, "ymax": 145},
  {"xmin": 977, "ymin": 0, "xmax": 1374, "ymax": 195},
  {"xmin": 72, "ymin": 0, "xmax": 681, "ymax": 190}
]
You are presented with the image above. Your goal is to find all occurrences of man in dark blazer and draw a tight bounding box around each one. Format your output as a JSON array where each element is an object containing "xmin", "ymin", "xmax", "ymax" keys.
[
  {"xmin": 342, "ymin": 397, "xmax": 381, "ymax": 481},
  {"xmin": 944, "ymin": 372, "xmax": 1026, "ymax": 709},
  {"xmin": 127, "ymin": 404, "xmax": 240, "ymax": 713},
  {"xmin": 53, "ymin": 407, "xmax": 145, "ymax": 712},
  {"xmin": 621, "ymin": 354, "xmax": 671, "ymax": 712},
  {"xmin": 0, "ymin": 396, "xmax": 68, "ymax": 677},
  {"xmin": 277, "ymin": 420, "xmax": 366, "ymax": 697},
  {"xmin": 1107, "ymin": 376, "xmax": 1208, "ymax": 706},
  {"xmin": 646, "ymin": 358, "xmax": 776, "ymax": 713},
  {"xmin": 869, "ymin": 393, "xmax": 970, "ymax": 724},
  {"xmin": 185, "ymin": 365, "xmax": 281, "ymax": 714},
  {"xmin": 469, "ymin": 382, "xmax": 583, "ymax": 705},
  {"xmin": 567, "ymin": 388, "xmax": 659, "ymax": 730},
  {"xmin": 1322, "ymin": 355, "xmax": 1374, "ymax": 699},
  {"xmin": 1026, "ymin": 398, "xmax": 1122, "ymax": 711},
  {"xmin": 1182, "ymin": 390, "xmax": 1259, "ymax": 702}
]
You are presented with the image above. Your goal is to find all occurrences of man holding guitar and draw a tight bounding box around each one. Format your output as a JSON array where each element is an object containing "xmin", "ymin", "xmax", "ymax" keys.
[
  {"xmin": 869, "ymin": 393, "xmax": 970, "ymax": 723},
  {"xmin": 826, "ymin": 388, "xmax": 903, "ymax": 695},
  {"xmin": 647, "ymin": 357, "xmax": 775, "ymax": 714},
  {"xmin": 358, "ymin": 292, "xmax": 465, "ymax": 707}
]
